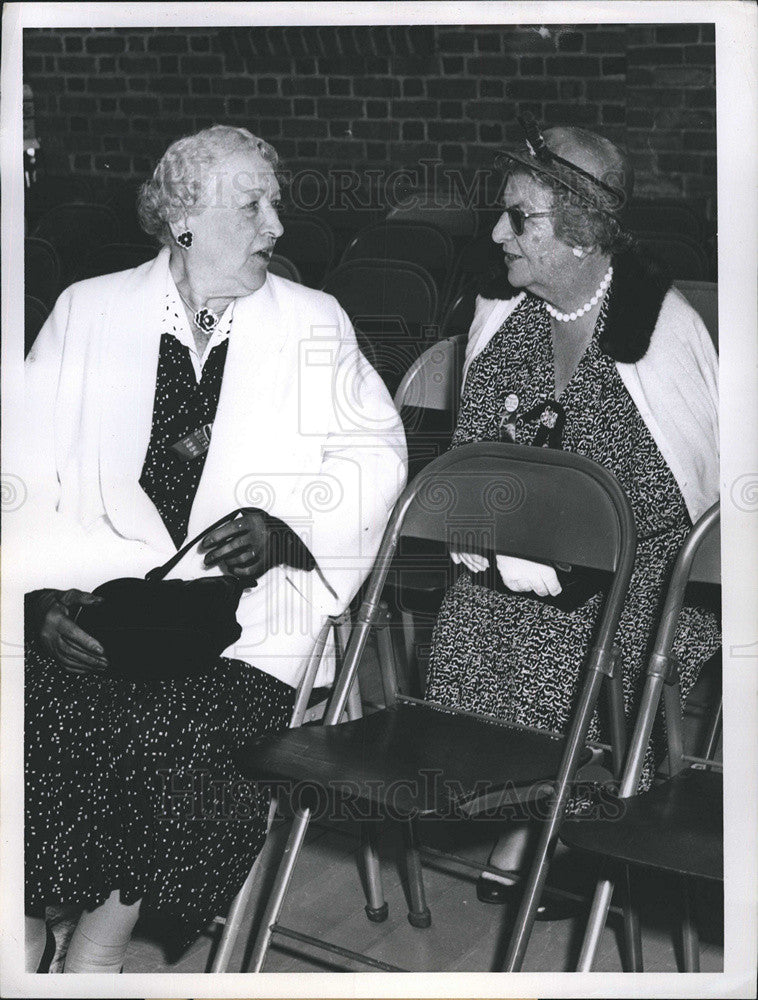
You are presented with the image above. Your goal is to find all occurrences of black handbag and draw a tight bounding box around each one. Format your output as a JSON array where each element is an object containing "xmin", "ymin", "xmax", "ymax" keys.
[{"xmin": 76, "ymin": 509, "xmax": 255, "ymax": 682}]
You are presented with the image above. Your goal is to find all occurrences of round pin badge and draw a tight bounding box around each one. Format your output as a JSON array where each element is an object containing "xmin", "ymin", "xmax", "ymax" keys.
[{"xmin": 504, "ymin": 393, "xmax": 519, "ymax": 413}]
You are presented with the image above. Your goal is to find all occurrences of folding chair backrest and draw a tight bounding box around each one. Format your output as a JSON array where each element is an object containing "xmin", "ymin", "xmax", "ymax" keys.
[
  {"xmin": 626, "ymin": 200, "xmax": 705, "ymax": 242},
  {"xmin": 634, "ymin": 232, "xmax": 710, "ymax": 281},
  {"xmin": 386, "ymin": 198, "xmax": 477, "ymax": 239},
  {"xmin": 398, "ymin": 443, "xmax": 634, "ymax": 575},
  {"xmin": 24, "ymin": 237, "xmax": 61, "ymax": 309},
  {"xmin": 323, "ymin": 258, "xmax": 438, "ymax": 330},
  {"xmin": 673, "ymin": 279, "xmax": 718, "ymax": 351},
  {"xmin": 440, "ymin": 287, "xmax": 477, "ymax": 341},
  {"xmin": 447, "ymin": 233, "xmax": 515, "ymax": 308},
  {"xmin": 33, "ymin": 203, "xmax": 122, "ymax": 284},
  {"xmin": 323, "ymin": 259, "xmax": 439, "ymax": 394},
  {"xmin": 275, "ymin": 214, "xmax": 335, "ymax": 288},
  {"xmin": 620, "ymin": 504, "xmax": 720, "ymax": 794},
  {"xmin": 340, "ymin": 222, "xmax": 454, "ymax": 301},
  {"xmin": 267, "ymin": 253, "xmax": 302, "ymax": 284},
  {"xmin": 393, "ymin": 334, "xmax": 464, "ymax": 412},
  {"xmin": 393, "ymin": 335, "xmax": 466, "ymax": 480},
  {"xmin": 76, "ymin": 242, "xmax": 158, "ymax": 281},
  {"xmin": 327, "ymin": 442, "xmax": 636, "ymax": 726}
]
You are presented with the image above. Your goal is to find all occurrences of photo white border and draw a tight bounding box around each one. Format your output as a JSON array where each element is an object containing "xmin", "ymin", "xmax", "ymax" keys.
[{"xmin": 2, "ymin": 1, "xmax": 756, "ymax": 997}]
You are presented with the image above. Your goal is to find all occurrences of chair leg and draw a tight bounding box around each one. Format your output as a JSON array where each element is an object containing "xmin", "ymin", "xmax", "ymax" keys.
[
  {"xmin": 346, "ymin": 674, "xmax": 363, "ymax": 721},
  {"xmin": 248, "ymin": 807, "xmax": 312, "ymax": 972},
  {"xmin": 375, "ymin": 603, "xmax": 400, "ymax": 706},
  {"xmin": 605, "ymin": 663, "xmax": 627, "ymax": 780},
  {"xmin": 402, "ymin": 818, "xmax": 431, "ymax": 928},
  {"xmin": 360, "ymin": 822, "xmax": 388, "ymax": 923},
  {"xmin": 211, "ymin": 796, "xmax": 279, "ymax": 972},
  {"xmin": 401, "ymin": 609, "xmax": 416, "ymax": 678},
  {"xmin": 619, "ymin": 863, "xmax": 643, "ymax": 972},
  {"xmin": 680, "ymin": 875, "xmax": 700, "ymax": 972},
  {"xmin": 576, "ymin": 876, "xmax": 616, "ymax": 971}
]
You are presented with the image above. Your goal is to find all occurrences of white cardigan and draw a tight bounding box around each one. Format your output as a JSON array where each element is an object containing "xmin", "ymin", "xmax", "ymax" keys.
[
  {"xmin": 462, "ymin": 289, "xmax": 719, "ymax": 523},
  {"xmin": 19, "ymin": 249, "xmax": 408, "ymax": 686}
]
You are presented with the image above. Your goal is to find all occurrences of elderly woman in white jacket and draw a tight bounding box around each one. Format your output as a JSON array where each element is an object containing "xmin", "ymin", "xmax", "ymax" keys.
[{"xmin": 21, "ymin": 125, "xmax": 406, "ymax": 972}]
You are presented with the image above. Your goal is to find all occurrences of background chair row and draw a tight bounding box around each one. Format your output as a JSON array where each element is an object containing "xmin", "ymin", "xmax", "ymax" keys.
[{"xmin": 25, "ymin": 178, "xmax": 716, "ymax": 302}]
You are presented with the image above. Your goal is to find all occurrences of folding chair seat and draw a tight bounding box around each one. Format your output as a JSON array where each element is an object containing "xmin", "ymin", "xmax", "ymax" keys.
[
  {"xmin": 25, "ymin": 295, "xmax": 49, "ymax": 357},
  {"xmin": 24, "ymin": 237, "xmax": 60, "ymax": 309},
  {"xmin": 322, "ymin": 259, "xmax": 438, "ymax": 396},
  {"xmin": 267, "ymin": 253, "xmax": 302, "ymax": 283},
  {"xmin": 238, "ymin": 442, "xmax": 637, "ymax": 972},
  {"xmin": 340, "ymin": 222, "xmax": 454, "ymax": 311},
  {"xmin": 75, "ymin": 242, "xmax": 158, "ymax": 281},
  {"xmin": 560, "ymin": 503, "xmax": 721, "ymax": 972},
  {"xmin": 673, "ymin": 279, "xmax": 718, "ymax": 351},
  {"xmin": 634, "ymin": 231, "xmax": 711, "ymax": 281},
  {"xmin": 275, "ymin": 214, "xmax": 335, "ymax": 288},
  {"xmin": 32, "ymin": 203, "xmax": 121, "ymax": 286}
]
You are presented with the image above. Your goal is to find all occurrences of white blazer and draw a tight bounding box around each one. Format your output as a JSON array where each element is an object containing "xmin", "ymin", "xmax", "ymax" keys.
[{"xmin": 19, "ymin": 249, "xmax": 408, "ymax": 687}]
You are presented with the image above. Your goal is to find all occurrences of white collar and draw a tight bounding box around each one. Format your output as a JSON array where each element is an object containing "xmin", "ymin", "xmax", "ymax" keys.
[{"xmin": 163, "ymin": 270, "xmax": 235, "ymax": 380}]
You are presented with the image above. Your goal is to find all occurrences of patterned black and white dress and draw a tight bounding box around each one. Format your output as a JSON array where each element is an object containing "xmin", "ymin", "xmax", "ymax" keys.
[
  {"xmin": 25, "ymin": 295, "xmax": 295, "ymax": 944},
  {"xmin": 425, "ymin": 292, "xmax": 720, "ymax": 788}
]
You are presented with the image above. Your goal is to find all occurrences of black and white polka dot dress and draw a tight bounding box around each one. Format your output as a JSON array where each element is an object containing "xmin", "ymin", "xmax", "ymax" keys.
[
  {"xmin": 25, "ymin": 298, "xmax": 296, "ymax": 942},
  {"xmin": 425, "ymin": 292, "xmax": 721, "ymax": 790}
]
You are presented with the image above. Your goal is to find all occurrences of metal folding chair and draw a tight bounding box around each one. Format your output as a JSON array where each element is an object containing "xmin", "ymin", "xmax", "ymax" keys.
[
  {"xmin": 32, "ymin": 202, "xmax": 122, "ymax": 285},
  {"xmin": 385, "ymin": 197, "xmax": 477, "ymax": 241},
  {"xmin": 322, "ymin": 258, "xmax": 439, "ymax": 396},
  {"xmin": 240, "ymin": 442, "xmax": 637, "ymax": 972},
  {"xmin": 209, "ymin": 609, "xmax": 360, "ymax": 973},
  {"xmin": 634, "ymin": 231, "xmax": 711, "ymax": 281},
  {"xmin": 340, "ymin": 221, "xmax": 454, "ymax": 309},
  {"xmin": 625, "ymin": 199, "xmax": 705, "ymax": 243},
  {"xmin": 74, "ymin": 242, "xmax": 158, "ymax": 281},
  {"xmin": 275, "ymin": 214, "xmax": 335, "ymax": 289},
  {"xmin": 560, "ymin": 503, "xmax": 721, "ymax": 972}
]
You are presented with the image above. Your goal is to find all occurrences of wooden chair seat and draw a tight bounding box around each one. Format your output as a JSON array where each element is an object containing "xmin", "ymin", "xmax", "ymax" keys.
[
  {"xmin": 561, "ymin": 766, "xmax": 722, "ymax": 882},
  {"xmin": 241, "ymin": 697, "xmax": 575, "ymax": 820}
]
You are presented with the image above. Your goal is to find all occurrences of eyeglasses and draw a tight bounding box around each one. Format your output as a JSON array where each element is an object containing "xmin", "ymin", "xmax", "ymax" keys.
[{"xmin": 501, "ymin": 205, "xmax": 554, "ymax": 237}]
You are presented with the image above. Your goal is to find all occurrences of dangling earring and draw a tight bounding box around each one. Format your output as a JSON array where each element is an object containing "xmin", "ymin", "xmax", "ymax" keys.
[
  {"xmin": 176, "ymin": 230, "xmax": 193, "ymax": 249},
  {"xmin": 572, "ymin": 246, "xmax": 584, "ymax": 258}
]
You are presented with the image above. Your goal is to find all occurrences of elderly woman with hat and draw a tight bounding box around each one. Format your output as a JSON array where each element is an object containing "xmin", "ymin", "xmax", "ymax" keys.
[
  {"xmin": 21, "ymin": 125, "xmax": 406, "ymax": 971},
  {"xmin": 424, "ymin": 119, "xmax": 720, "ymax": 911}
]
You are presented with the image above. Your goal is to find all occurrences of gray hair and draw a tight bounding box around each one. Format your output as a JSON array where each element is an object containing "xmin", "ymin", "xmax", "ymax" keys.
[
  {"xmin": 508, "ymin": 165, "xmax": 634, "ymax": 256},
  {"xmin": 137, "ymin": 125, "xmax": 280, "ymax": 246}
]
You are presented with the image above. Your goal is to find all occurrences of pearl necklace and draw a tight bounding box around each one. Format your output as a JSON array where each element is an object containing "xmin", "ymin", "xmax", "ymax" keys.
[{"xmin": 544, "ymin": 265, "xmax": 613, "ymax": 323}]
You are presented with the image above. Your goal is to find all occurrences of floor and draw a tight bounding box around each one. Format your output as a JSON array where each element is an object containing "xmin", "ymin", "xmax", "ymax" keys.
[{"xmin": 25, "ymin": 634, "xmax": 723, "ymax": 976}]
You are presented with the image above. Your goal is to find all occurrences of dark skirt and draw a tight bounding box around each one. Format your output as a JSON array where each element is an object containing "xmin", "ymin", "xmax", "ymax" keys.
[{"xmin": 25, "ymin": 641, "xmax": 295, "ymax": 942}]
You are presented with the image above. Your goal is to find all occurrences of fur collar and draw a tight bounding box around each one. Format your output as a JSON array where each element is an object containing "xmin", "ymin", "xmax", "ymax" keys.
[
  {"xmin": 601, "ymin": 249, "xmax": 672, "ymax": 363},
  {"xmin": 477, "ymin": 247, "xmax": 672, "ymax": 365}
]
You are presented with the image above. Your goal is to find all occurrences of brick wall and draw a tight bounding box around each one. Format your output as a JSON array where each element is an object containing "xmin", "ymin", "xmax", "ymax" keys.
[{"xmin": 23, "ymin": 22, "xmax": 717, "ymax": 222}]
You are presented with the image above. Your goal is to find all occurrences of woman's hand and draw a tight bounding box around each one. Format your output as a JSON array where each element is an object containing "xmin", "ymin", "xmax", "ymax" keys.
[
  {"xmin": 495, "ymin": 555, "xmax": 562, "ymax": 597},
  {"xmin": 199, "ymin": 510, "xmax": 269, "ymax": 581},
  {"xmin": 450, "ymin": 551, "xmax": 490, "ymax": 574},
  {"xmin": 34, "ymin": 589, "xmax": 109, "ymax": 675}
]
